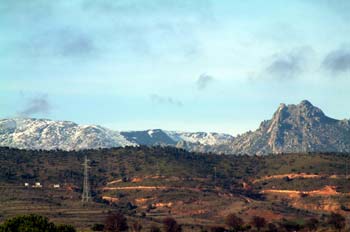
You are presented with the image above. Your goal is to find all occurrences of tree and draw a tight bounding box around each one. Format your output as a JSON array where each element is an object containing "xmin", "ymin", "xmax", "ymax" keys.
[
  {"xmin": 210, "ymin": 226, "xmax": 226, "ymax": 232},
  {"xmin": 91, "ymin": 223, "xmax": 104, "ymax": 231},
  {"xmin": 149, "ymin": 225, "xmax": 161, "ymax": 232},
  {"xmin": 328, "ymin": 212, "xmax": 346, "ymax": 232},
  {"xmin": 0, "ymin": 214, "xmax": 76, "ymax": 232},
  {"xmin": 278, "ymin": 218, "xmax": 303, "ymax": 232},
  {"xmin": 130, "ymin": 221, "xmax": 142, "ymax": 232},
  {"xmin": 56, "ymin": 224, "xmax": 76, "ymax": 232},
  {"xmin": 251, "ymin": 216, "xmax": 266, "ymax": 231},
  {"xmin": 305, "ymin": 218, "xmax": 319, "ymax": 232},
  {"xmin": 163, "ymin": 217, "xmax": 182, "ymax": 232},
  {"xmin": 104, "ymin": 212, "xmax": 129, "ymax": 232},
  {"xmin": 267, "ymin": 223, "xmax": 278, "ymax": 232},
  {"xmin": 225, "ymin": 213, "xmax": 245, "ymax": 231}
]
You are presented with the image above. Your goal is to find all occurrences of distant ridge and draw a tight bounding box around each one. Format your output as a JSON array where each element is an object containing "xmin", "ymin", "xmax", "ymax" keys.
[{"xmin": 1, "ymin": 100, "xmax": 349, "ymax": 155}]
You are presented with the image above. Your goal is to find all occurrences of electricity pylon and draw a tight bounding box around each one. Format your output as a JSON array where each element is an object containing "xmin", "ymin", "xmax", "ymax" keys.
[{"xmin": 81, "ymin": 155, "xmax": 91, "ymax": 202}]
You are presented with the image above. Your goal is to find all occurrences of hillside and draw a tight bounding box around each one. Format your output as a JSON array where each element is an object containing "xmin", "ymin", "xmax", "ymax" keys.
[{"xmin": 1, "ymin": 146, "xmax": 350, "ymax": 231}]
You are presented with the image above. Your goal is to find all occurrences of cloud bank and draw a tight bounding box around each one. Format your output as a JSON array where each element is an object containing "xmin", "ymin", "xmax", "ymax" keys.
[
  {"xmin": 322, "ymin": 49, "xmax": 350, "ymax": 73},
  {"xmin": 19, "ymin": 95, "xmax": 52, "ymax": 117},
  {"xmin": 265, "ymin": 47, "xmax": 313, "ymax": 79}
]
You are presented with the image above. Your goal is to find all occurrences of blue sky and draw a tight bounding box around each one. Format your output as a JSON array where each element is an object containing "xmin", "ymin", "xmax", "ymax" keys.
[{"xmin": 1, "ymin": 0, "xmax": 350, "ymax": 135}]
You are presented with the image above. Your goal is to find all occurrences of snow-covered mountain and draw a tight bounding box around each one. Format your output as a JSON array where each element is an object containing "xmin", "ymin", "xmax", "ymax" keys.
[
  {"xmin": 166, "ymin": 131, "xmax": 234, "ymax": 146},
  {"xmin": 121, "ymin": 129, "xmax": 177, "ymax": 146},
  {"xmin": 0, "ymin": 118, "xmax": 233, "ymax": 151},
  {"xmin": 0, "ymin": 118, "xmax": 135, "ymax": 150}
]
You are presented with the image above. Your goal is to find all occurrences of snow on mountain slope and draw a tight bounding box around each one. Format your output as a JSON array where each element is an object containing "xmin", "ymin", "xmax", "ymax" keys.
[
  {"xmin": 165, "ymin": 131, "xmax": 234, "ymax": 146},
  {"xmin": 0, "ymin": 119, "xmax": 235, "ymax": 152},
  {"xmin": 0, "ymin": 118, "xmax": 135, "ymax": 150},
  {"xmin": 120, "ymin": 129, "xmax": 177, "ymax": 146}
]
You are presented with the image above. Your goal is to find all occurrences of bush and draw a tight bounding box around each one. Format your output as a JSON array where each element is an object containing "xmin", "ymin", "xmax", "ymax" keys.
[
  {"xmin": 209, "ymin": 226, "xmax": 226, "ymax": 232},
  {"xmin": 225, "ymin": 213, "xmax": 244, "ymax": 231},
  {"xmin": 305, "ymin": 218, "xmax": 318, "ymax": 232},
  {"xmin": 149, "ymin": 225, "xmax": 161, "ymax": 232},
  {"xmin": 328, "ymin": 212, "xmax": 346, "ymax": 232},
  {"xmin": 0, "ymin": 214, "xmax": 76, "ymax": 232},
  {"xmin": 279, "ymin": 219, "xmax": 303, "ymax": 232},
  {"xmin": 91, "ymin": 223, "xmax": 104, "ymax": 231},
  {"xmin": 56, "ymin": 224, "xmax": 76, "ymax": 232},
  {"xmin": 267, "ymin": 223, "xmax": 278, "ymax": 232},
  {"xmin": 163, "ymin": 217, "xmax": 182, "ymax": 232},
  {"xmin": 251, "ymin": 216, "xmax": 266, "ymax": 231},
  {"xmin": 131, "ymin": 221, "xmax": 142, "ymax": 232},
  {"xmin": 104, "ymin": 212, "xmax": 128, "ymax": 232}
]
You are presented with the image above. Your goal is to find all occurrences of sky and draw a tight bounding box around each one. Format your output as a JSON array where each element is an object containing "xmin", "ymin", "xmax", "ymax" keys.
[{"xmin": 1, "ymin": 0, "xmax": 350, "ymax": 135}]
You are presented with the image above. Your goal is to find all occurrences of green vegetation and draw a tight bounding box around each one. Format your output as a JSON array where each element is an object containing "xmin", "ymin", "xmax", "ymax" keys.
[{"xmin": 0, "ymin": 214, "xmax": 75, "ymax": 232}]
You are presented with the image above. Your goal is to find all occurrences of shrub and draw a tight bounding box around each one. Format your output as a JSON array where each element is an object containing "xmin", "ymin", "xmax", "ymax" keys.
[
  {"xmin": 130, "ymin": 221, "xmax": 142, "ymax": 232},
  {"xmin": 305, "ymin": 218, "xmax": 318, "ymax": 232},
  {"xmin": 328, "ymin": 212, "xmax": 346, "ymax": 232},
  {"xmin": 209, "ymin": 226, "xmax": 226, "ymax": 232},
  {"xmin": 225, "ymin": 213, "xmax": 244, "ymax": 231},
  {"xmin": 56, "ymin": 224, "xmax": 76, "ymax": 232},
  {"xmin": 104, "ymin": 212, "xmax": 128, "ymax": 232},
  {"xmin": 267, "ymin": 223, "xmax": 278, "ymax": 232},
  {"xmin": 91, "ymin": 223, "xmax": 104, "ymax": 231},
  {"xmin": 149, "ymin": 225, "xmax": 161, "ymax": 232},
  {"xmin": 0, "ymin": 214, "xmax": 76, "ymax": 232},
  {"xmin": 251, "ymin": 216, "xmax": 266, "ymax": 231},
  {"xmin": 163, "ymin": 217, "xmax": 182, "ymax": 232}
]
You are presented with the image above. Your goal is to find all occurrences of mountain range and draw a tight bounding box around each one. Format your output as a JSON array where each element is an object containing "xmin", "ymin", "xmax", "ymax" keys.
[{"xmin": 1, "ymin": 100, "xmax": 349, "ymax": 155}]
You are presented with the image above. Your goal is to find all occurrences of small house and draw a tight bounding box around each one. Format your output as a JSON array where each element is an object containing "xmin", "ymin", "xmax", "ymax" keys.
[{"xmin": 33, "ymin": 182, "xmax": 42, "ymax": 188}]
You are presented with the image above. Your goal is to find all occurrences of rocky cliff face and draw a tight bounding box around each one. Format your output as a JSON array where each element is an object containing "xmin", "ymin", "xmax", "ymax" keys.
[{"xmin": 230, "ymin": 100, "xmax": 350, "ymax": 155}]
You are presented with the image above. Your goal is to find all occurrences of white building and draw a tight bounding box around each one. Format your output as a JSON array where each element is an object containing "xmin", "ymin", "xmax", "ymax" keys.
[{"xmin": 33, "ymin": 182, "xmax": 42, "ymax": 188}]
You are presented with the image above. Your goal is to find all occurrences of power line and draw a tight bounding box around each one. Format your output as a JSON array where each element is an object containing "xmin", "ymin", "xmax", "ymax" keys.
[
  {"xmin": 82, "ymin": 155, "xmax": 91, "ymax": 203},
  {"xmin": 214, "ymin": 166, "xmax": 217, "ymax": 188}
]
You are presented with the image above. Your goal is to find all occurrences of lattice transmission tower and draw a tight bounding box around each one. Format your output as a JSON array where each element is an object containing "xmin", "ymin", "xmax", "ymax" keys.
[{"xmin": 81, "ymin": 155, "xmax": 91, "ymax": 202}]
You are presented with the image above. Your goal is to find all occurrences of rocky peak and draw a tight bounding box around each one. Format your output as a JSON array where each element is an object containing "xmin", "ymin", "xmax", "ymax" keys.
[
  {"xmin": 268, "ymin": 100, "xmax": 328, "ymax": 130},
  {"xmin": 233, "ymin": 100, "xmax": 350, "ymax": 155},
  {"xmin": 299, "ymin": 99, "xmax": 313, "ymax": 107},
  {"xmin": 296, "ymin": 100, "xmax": 326, "ymax": 120}
]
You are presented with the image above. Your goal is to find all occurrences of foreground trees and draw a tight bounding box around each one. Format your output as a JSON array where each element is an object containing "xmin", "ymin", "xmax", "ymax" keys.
[
  {"xmin": 104, "ymin": 212, "xmax": 129, "ymax": 232},
  {"xmin": 163, "ymin": 217, "xmax": 182, "ymax": 232},
  {"xmin": 2, "ymin": 211, "xmax": 348, "ymax": 231},
  {"xmin": 328, "ymin": 212, "xmax": 346, "ymax": 232},
  {"xmin": 251, "ymin": 216, "xmax": 266, "ymax": 231},
  {"xmin": 0, "ymin": 214, "xmax": 76, "ymax": 232},
  {"xmin": 219, "ymin": 212, "xmax": 349, "ymax": 232}
]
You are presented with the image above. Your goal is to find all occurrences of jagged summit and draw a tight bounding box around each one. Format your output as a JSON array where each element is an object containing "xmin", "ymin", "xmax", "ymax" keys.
[
  {"xmin": 300, "ymin": 99, "xmax": 313, "ymax": 106},
  {"xmin": 231, "ymin": 100, "xmax": 350, "ymax": 155},
  {"xmin": 270, "ymin": 100, "xmax": 330, "ymax": 126}
]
